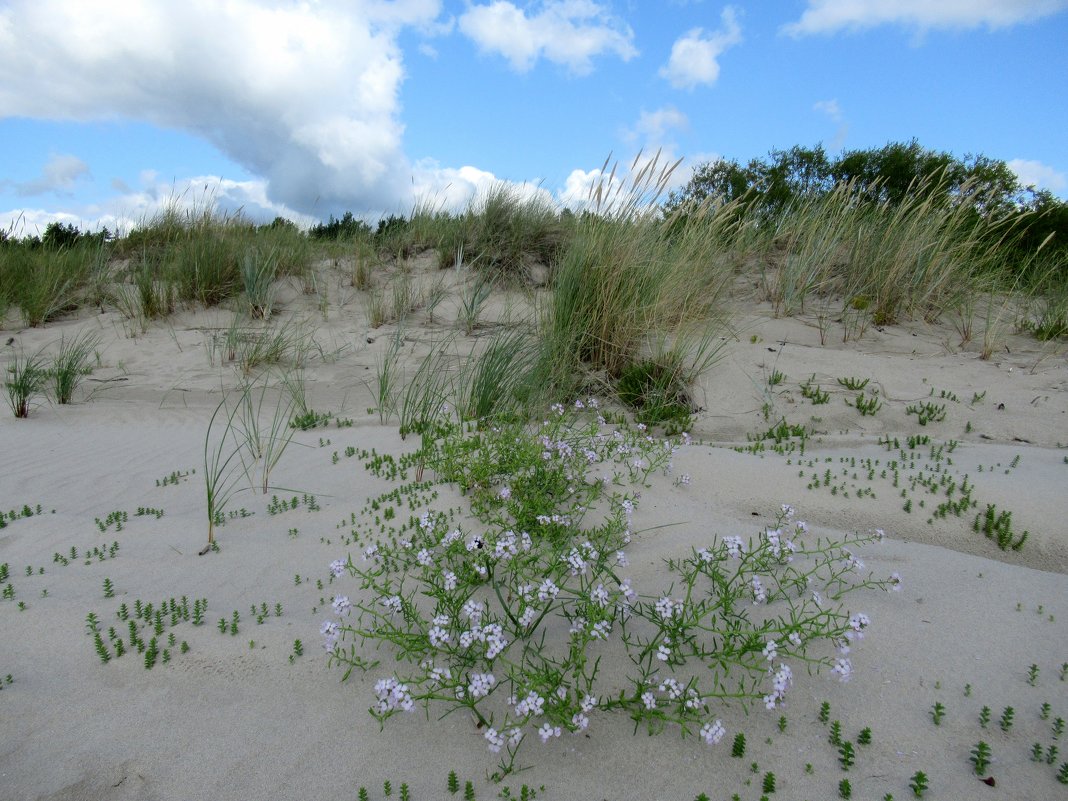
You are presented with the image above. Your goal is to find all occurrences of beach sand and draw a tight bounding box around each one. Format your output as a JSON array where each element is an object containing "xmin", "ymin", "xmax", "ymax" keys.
[{"xmin": 2, "ymin": 259, "xmax": 1066, "ymax": 801}]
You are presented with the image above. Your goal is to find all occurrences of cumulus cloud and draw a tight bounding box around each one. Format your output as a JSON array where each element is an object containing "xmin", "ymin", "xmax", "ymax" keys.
[
  {"xmin": 1008, "ymin": 158, "xmax": 1067, "ymax": 192},
  {"xmin": 13, "ymin": 153, "xmax": 90, "ymax": 196},
  {"xmin": 783, "ymin": 0, "xmax": 1068, "ymax": 36},
  {"xmin": 0, "ymin": 0, "xmax": 445, "ymax": 219},
  {"xmin": 659, "ymin": 7, "xmax": 742, "ymax": 89},
  {"xmin": 458, "ymin": 0, "xmax": 637, "ymax": 73}
]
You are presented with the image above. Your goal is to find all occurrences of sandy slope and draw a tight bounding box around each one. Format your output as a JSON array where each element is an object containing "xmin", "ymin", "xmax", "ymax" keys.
[{"xmin": 1, "ymin": 262, "xmax": 1066, "ymax": 801}]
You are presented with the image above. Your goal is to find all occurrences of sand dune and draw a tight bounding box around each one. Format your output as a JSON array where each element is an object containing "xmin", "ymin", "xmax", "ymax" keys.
[{"xmin": 2, "ymin": 262, "xmax": 1066, "ymax": 801}]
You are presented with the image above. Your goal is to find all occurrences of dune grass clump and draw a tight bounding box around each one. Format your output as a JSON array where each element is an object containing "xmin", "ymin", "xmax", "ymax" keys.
[
  {"xmin": 49, "ymin": 330, "xmax": 100, "ymax": 405},
  {"xmin": 240, "ymin": 246, "xmax": 280, "ymax": 319},
  {"xmin": 0, "ymin": 244, "xmax": 97, "ymax": 327},
  {"xmin": 543, "ymin": 152, "xmax": 733, "ymax": 404},
  {"xmin": 5, "ymin": 348, "xmax": 48, "ymax": 418},
  {"xmin": 464, "ymin": 183, "xmax": 569, "ymax": 282}
]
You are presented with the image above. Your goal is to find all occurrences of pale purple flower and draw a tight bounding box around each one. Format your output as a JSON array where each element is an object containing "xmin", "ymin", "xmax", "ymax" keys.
[
  {"xmin": 751, "ymin": 576, "xmax": 766, "ymax": 604},
  {"xmin": 508, "ymin": 727, "xmax": 524, "ymax": 747},
  {"xmin": 428, "ymin": 665, "xmax": 451, "ymax": 687},
  {"xmin": 657, "ymin": 643, "xmax": 671, "ymax": 662},
  {"xmin": 379, "ymin": 595, "xmax": 401, "ymax": 615},
  {"xmin": 723, "ymin": 536, "xmax": 744, "ymax": 559},
  {"xmin": 589, "ymin": 584, "xmax": 610, "ymax": 607},
  {"xmin": 329, "ymin": 559, "xmax": 346, "ymax": 577},
  {"xmin": 515, "ymin": 691, "xmax": 545, "ymax": 717},
  {"xmin": 498, "ymin": 486, "xmax": 512, "ymax": 500},
  {"xmin": 659, "ymin": 677, "xmax": 682, "ymax": 699},
  {"xmin": 655, "ymin": 596, "xmax": 680, "ymax": 621},
  {"xmin": 888, "ymin": 572, "xmax": 902, "ymax": 591},
  {"xmin": 538, "ymin": 723, "xmax": 562, "ymax": 742},
  {"xmin": 563, "ymin": 548, "xmax": 587, "ymax": 576},
  {"xmin": 537, "ymin": 579, "xmax": 559, "ymax": 602},
  {"xmin": 429, "ymin": 626, "xmax": 450, "ymax": 647},
  {"xmin": 701, "ymin": 720, "xmax": 726, "ymax": 745},
  {"xmin": 590, "ymin": 620, "xmax": 611, "ymax": 640},
  {"xmin": 462, "ymin": 599, "xmax": 484, "ymax": 625},
  {"xmin": 373, "ymin": 676, "xmax": 414, "ymax": 713},
  {"xmin": 848, "ymin": 613, "xmax": 871, "ymax": 640},
  {"xmin": 518, "ymin": 606, "xmax": 538, "ymax": 627},
  {"xmin": 763, "ymin": 639, "xmax": 778, "ymax": 661},
  {"xmin": 641, "ymin": 691, "xmax": 657, "ymax": 710},
  {"xmin": 442, "ymin": 570, "xmax": 457, "ymax": 591},
  {"xmin": 416, "ymin": 548, "xmax": 433, "ymax": 567},
  {"xmin": 332, "ymin": 595, "xmax": 353, "ymax": 617},
  {"xmin": 831, "ymin": 658, "xmax": 853, "ymax": 682},
  {"xmin": 484, "ymin": 727, "xmax": 504, "ymax": 753},
  {"xmin": 468, "ymin": 672, "xmax": 496, "ymax": 698},
  {"xmin": 440, "ymin": 528, "xmax": 462, "ymax": 546},
  {"xmin": 483, "ymin": 624, "xmax": 508, "ymax": 659},
  {"xmin": 320, "ymin": 620, "xmax": 340, "ymax": 651}
]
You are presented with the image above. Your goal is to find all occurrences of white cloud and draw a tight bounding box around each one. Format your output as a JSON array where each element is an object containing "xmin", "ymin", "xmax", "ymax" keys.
[
  {"xmin": 1008, "ymin": 158, "xmax": 1067, "ymax": 192},
  {"xmin": 659, "ymin": 7, "xmax": 742, "ymax": 89},
  {"xmin": 13, "ymin": 153, "xmax": 90, "ymax": 196},
  {"xmin": 558, "ymin": 150, "xmax": 691, "ymax": 214},
  {"xmin": 631, "ymin": 107, "xmax": 690, "ymax": 143},
  {"xmin": 783, "ymin": 0, "xmax": 1068, "ymax": 36},
  {"xmin": 3, "ymin": 174, "xmax": 315, "ymax": 237},
  {"xmin": 813, "ymin": 99, "xmax": 842, "ymax": 123},
  {"xmin": 0, "ymin": 1, "xmax": 446, "ymax": 219},
  {"xmin": 813, "ymin": 99, "xmax": 848, "ymax": 149},
  {"xmin": 458, "ymin": 0, "xmax": 637, "ymax": 74}
]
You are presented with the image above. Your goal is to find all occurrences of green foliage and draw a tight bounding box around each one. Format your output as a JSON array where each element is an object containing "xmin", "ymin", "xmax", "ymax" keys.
[
  {"xmin": 973, "ymin": 504, "xmax": 1028, "ymax": 551},
  {"xmin": 309, "ymin": 211, "xmax": 372, "ymax": 241},
  {"xmin": 616, "ymin": 355, "xmax": 695, "ymax": 426}
]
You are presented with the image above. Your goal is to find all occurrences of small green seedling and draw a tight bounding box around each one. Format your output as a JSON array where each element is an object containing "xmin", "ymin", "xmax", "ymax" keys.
[
  {"xmin": 970, "ymin": 741, "xmax": 991, "ymax": 775},
  {"xmin": 999, "ymin": 706, "xmax": 1015, "ymax": 732},
  {"xmin": 931, "ymin": 702, "xmax": 945, "ymax": 725},
  {"xmin": 909, "ymin": 770, "xmax": 928, "ymax": 797}
]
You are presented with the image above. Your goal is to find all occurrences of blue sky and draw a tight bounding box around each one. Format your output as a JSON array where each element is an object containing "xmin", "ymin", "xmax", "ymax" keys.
[{"xmin": 2, "ymin": 0, "xmax": 1066, "ymax": 235}]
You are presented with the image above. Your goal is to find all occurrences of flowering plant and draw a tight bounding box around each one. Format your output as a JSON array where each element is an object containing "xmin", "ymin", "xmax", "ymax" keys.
[{"xmin": 326, "ymin": 403, "xmax": 899, "ymax": 778}]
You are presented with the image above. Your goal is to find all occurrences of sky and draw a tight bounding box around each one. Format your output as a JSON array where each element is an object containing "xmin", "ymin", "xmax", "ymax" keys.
[{"xmin": 2, "ymin": 0, "xmax": 1067, "ymax": 236}]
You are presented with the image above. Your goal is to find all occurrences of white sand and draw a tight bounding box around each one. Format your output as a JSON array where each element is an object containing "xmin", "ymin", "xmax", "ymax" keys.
[{"xmin": 2, "ymin": 262, "xmax": 1066, "ymax": 800}]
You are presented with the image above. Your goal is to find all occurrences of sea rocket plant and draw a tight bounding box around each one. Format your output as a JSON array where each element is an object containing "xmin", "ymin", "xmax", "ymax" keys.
[{"xmin": 324, "ymin": 403, "xmax": 899, "ymax": 777}]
